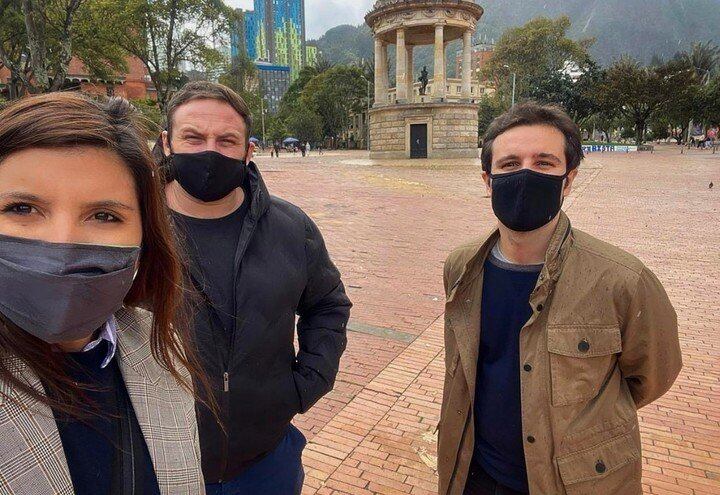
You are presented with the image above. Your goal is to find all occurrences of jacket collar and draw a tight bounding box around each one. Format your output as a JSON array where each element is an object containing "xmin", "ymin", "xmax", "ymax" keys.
[
  {"xmin": 245, "ymin": 160, "xmax": 271, "ymax": 223},
  {"xmin": 114, "ymin": 307, "xmax": 176, "ymax": 389},
  {"xmin": 454, "ymin": 211, "xmax": 573, "ymax": 294}
]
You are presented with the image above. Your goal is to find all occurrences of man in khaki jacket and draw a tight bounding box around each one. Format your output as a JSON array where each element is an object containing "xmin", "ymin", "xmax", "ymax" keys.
[{"xmin": 438, "ymin": 102, "xmax": 682, "ymax": 495}]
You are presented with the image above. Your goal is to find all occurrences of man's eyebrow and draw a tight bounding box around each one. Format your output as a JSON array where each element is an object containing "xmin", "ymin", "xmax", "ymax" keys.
[
  {"xmin": 217, "ymin": 131, "xmax": 243, "ymax": 139},
  {"xmin": 0, "ymin": 191, "xmax": 46, "ymax": 203},
  {"xmin": 85, "ymin": 200, "xmax": 136, "ymax": 211},
  {"xmin": 178, "ymin": 126, "xmax": 203, "ymax": 134},
  {"xmin": 537, "ymin": 153, "xmax": 562, "ymax": 163},
  {"xmin": 496, "ymin": 154, "xmax": 521, "ymax": 162}
]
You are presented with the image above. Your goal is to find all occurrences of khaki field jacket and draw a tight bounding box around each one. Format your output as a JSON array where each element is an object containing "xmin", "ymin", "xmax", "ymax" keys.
[{"xmin": 438, "ymin": 212, "xmax": 682, "ymax": 495}]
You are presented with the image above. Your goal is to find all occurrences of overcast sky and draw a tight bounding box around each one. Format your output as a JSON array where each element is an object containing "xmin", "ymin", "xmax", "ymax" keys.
[{"xmin": 225, "ymin": 0, "xmax": 375, "ymax": 39}]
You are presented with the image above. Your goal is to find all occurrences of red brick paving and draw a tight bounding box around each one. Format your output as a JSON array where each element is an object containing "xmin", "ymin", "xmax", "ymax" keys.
[{"xmin": 258, "ymin": 146, "xmax": 720, "ymax": 494}]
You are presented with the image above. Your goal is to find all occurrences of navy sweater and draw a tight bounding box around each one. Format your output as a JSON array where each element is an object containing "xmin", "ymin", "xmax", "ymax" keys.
[
  {"xmin": 472, "ymin": 252, "xmax": 541, "ymax": 493},
  {"xmin": 51, "ymin": 340, "xmax": 160, "ymax": 495}
]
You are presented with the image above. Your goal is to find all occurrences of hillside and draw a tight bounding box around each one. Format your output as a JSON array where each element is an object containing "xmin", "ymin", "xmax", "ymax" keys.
[{"xmin": 313, "ymin": 0, "xmax": 720, "ymax": 70}]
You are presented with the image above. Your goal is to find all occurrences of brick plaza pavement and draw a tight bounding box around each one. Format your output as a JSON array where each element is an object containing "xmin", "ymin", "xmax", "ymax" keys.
[{"xmin": 256, "ymin": 145, "xmax": 720, "ymax": 494}]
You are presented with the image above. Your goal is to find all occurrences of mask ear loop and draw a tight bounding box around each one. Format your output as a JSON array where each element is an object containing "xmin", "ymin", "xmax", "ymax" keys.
[{"xmin": 559, "ymin": 168, "xmax": 573, "ymax": 208}]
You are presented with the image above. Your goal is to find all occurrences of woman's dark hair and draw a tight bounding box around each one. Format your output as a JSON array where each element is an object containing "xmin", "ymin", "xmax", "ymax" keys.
[
  {"xmin": 481, "ymin": 101, "xmax": 584, "ymax": 173},
  {"xmin": 0, "ymin": 92, "xmax": 214, "ymax": 419}
]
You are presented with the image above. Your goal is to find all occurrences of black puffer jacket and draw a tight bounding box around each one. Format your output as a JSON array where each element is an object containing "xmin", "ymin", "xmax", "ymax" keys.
[{"xmin": 175, "ymin": 162, "xmax": 351, "ymax": 483}]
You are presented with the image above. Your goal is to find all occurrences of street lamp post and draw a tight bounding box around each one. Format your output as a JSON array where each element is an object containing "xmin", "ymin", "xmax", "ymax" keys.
[
  {"xmin": 511, "ymin": 72, "xmax": 517, "ymax": 107},
  {"xmin": 503, "ymin": 64, "xmax": 517, "ymax": 107},
  {"xmin": 260, "ymin": 97, "xmax": 267, "ymax": 147}
]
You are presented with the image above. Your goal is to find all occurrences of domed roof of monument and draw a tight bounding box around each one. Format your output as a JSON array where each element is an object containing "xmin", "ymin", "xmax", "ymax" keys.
[
  {"xmin": 368, "ymin": 0, "xmax": 483, "ymax": 19},
  {"xmin": 372, "ymin": 0, "xmax": 479, "ymax": 8},
  {"xmin": 366, "ymin": 0, "xmax": 483, "ymax": 35}
]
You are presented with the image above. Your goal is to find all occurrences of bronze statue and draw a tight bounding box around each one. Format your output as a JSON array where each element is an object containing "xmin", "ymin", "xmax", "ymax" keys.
[{"xmin": 419, "ymin": 65, "xmax": 429, "ymax": 95}]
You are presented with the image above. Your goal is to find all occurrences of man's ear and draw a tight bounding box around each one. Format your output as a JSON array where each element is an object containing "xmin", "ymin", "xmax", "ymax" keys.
[
  {"xmin": 246, "ymin": 142, "xmax": 255, "ymax": 162},
  {"xmin": 482, "ymin": 170, "xmax": 492, "ymax": 197},
  {"xmin": 162, "ymin": 130, "xmax": 171, "ymax": 157},
  {"xmin": 563, "ymin": 168, "xmax": 579, "ymax": 198}
]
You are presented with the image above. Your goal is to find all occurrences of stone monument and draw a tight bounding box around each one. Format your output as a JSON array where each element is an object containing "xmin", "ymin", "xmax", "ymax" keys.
[{"xmin": 365, "ymin": 0, "xmax": 484, "ymax": 159}]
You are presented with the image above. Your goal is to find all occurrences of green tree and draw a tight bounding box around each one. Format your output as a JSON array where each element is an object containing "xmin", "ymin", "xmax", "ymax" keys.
[
  {"xmin": 595, "ymin": 56, "xmax": 681, "ymax": 145},
  {"xmin": 266, "ymin": 115, "xmax": 287, "ymax": 143},
  {"xmin": 650, "ymin": 56, "xmax": 703, "ymax": 144},
  {"xmin": 286, "ymin": 105, "xmax": 323, "ymax": 144},
  {"xmin": 218, "ymin": 52, "xmax": 263, "ymax": 120},
  {"xmin": 277, "ymin": 64, "xmax": 320, "ymax": 118},
  {"xmin": 524, "ymin": 62, "xmax": 602, "ymax": 126},
  {"xmin": 0, "ymin": 0, "xmax": 127, "ymax": 94},
  {"xmin": 100, "ymin": 0, "xmax": 233, "ymax": 110},
  {"xmin": 483, "ymin": 16, "xmax": 594, "ymax": 105},
  {"xmin": 477, "ymin": 93, "xmax": 505, "ymax": 140},
  {"xmin": 130, "ymin": 97, "xmax": 163, "ymax": 136},
  {"xmin": 300, "ymin": 65, "xmax": 367, "ymax": 144},
  {"xmin": 682, "ymin": 41, "xmax": 719, "ymax": 84}
]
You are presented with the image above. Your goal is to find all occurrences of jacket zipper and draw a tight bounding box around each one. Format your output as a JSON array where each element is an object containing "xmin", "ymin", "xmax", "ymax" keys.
[{"xmin": 223, "ymin": 371, "xmax": 229, "ymax": 392}]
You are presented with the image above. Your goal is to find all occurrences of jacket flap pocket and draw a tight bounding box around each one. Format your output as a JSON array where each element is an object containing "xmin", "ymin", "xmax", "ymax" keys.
[
  {"xmin": 547, "ymin": 325, "xmax": 622, "ymax": 358},
  {"xmin": 557, "ymin": 432, "xmax": 639, "ymax": 485}
]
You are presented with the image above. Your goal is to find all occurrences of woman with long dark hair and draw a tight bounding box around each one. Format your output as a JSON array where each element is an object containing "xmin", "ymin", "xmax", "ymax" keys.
[{"xmin": 0, "ymin": 92, "xmax": 209, "ymax": 494}]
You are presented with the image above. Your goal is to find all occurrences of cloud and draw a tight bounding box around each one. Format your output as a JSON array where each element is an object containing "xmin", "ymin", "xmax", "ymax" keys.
[{"xmin": 224, "ymin": 0, "xmax": 374, "ymax": 39}]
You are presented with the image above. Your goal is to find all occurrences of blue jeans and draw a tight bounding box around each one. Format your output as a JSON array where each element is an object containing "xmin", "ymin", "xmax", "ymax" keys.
[{"xmin": 205, "ymin": 424, "xmax": 306, "ymax": 495}]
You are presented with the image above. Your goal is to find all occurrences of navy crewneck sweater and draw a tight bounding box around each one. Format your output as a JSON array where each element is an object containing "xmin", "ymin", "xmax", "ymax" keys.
[{"xmin": 472, "ymin": 249, "xmax": 541, "ymax": 494}]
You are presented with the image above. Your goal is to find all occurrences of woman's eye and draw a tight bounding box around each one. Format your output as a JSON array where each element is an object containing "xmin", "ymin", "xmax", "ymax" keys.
[
  {"xmin": 93, "ymin": 212, "xmax": 121, "ymax": 223},
  {"xmin": 2, "ymin": 203, "xmax": 35, "ymax": 215}
]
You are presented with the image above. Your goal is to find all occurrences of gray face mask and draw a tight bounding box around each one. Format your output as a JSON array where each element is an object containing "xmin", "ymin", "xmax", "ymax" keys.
[{"xmin": 0, "ymin": 234, "xmax": 140, "ymax": 344}]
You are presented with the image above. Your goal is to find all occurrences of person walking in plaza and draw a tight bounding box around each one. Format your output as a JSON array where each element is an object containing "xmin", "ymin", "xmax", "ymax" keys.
[
  {"xmin": 0, "ymin": 92, "xmax": 207, "ymax": 494},
  {"xmin": 438, "ymin": 102, "xmax": 682, "ymax": 495},
  {"xmin": 160, "ymin": 81, "xmax": 352, "ymax": 495}
]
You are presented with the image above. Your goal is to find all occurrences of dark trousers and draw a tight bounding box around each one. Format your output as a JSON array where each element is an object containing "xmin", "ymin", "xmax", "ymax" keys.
[
  {"xmin": 205, "ymin": 425, "xmax": 306, "ymax": 495},
  {"xmin": 463, "ymin": 461, "xmax": 528, "ymax": 495}
]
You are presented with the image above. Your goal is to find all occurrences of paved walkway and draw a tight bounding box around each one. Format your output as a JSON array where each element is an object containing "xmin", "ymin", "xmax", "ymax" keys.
[{"xmin": 257, "ymin": 146, "xmax": 720, "ymax": 494}]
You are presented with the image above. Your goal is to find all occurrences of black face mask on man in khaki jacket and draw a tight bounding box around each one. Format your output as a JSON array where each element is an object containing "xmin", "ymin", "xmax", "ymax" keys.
[{"xmin": 438, "ymin": 103, "xmax": 682, "ymax": 495}]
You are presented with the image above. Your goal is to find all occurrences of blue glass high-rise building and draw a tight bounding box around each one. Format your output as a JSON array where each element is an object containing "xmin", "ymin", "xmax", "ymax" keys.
[{"xmin": 233, "ymin": 0, "xmax": 307, "ymax": 80}]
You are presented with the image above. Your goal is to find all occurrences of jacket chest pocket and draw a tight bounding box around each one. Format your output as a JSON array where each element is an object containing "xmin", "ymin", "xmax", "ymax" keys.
[{"xmin": 547, "ymin": 325, "xmax": 622, "ymax": 407}]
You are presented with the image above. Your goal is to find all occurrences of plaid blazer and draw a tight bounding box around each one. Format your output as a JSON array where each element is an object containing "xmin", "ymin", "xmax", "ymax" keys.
[{"xmin": 0, "ymin": 307, "xmax": 205, "ymax": 494}]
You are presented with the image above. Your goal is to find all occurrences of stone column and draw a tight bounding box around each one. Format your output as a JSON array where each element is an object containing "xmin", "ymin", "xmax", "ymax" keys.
[
  {"xmin": 461, "ymin": 29, "xmax": 472, "ymax": 98},
  {"xmin": 405, "ymin": 45, "xmax": 414, "ymax": 103},
  {"xmin": 395, "ymin": 28, "xmax": 407, "ymax": 101},
  {"xmin": 433, "ymin": 23, "xmax": 446, "ymax": 98},
  {"xmin": 374, "ymin": 37, "xmax": 385, "ymax": 105},
  {"xmin": 381, "ymin": 43, "xmax": 389, "ymax": 102}
]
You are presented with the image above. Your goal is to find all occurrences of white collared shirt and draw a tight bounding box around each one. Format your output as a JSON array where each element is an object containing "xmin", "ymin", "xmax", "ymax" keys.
[{"xmin": 81, "ymin": 316, "xmax": 118, "ymax": 369}]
